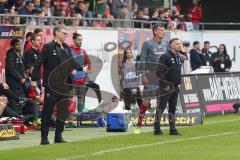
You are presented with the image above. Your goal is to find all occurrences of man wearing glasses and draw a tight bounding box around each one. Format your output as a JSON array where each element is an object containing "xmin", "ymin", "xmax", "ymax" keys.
[{"xmin": 31, "ymin": 26, "xmax": 80, "ymax": 145}]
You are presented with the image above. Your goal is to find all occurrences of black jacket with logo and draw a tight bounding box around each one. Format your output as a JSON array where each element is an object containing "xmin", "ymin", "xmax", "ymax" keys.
[
  {"xmin": 32, "ymin": 40, "xmax": 80, "ymax": 94},
  {"xmin": 5, "ymin": 48, "xmax": 25, "ymax": 92},
  {"xmin": 201, "ymin": 48, "xmax": 213, "ymax": 66},
  {"xmin": 157, "ymin": 50, "xmax": 182, "ymax": 86},
  {"xmin": 24, "ymin": 47, "xmax": 41, "ymax": 81}
]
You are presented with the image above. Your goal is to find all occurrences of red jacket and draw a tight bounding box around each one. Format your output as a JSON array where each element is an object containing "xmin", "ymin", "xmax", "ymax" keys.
[
  {"xmin": 24, "ymin": 40, "xmax": 32, "ymax": 54},
  {"xmin": 188, "ymin": 4, "xmax": 202, "ymax": 23},
  {"xmin": 28, "ymin": 86, "xmax": 37, "ymax": 98}
]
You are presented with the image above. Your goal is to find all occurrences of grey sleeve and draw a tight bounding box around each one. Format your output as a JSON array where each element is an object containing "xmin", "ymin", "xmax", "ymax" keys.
[{"xmin": 139, "ymin": 41, "xmax": 149, "ymax": 75}]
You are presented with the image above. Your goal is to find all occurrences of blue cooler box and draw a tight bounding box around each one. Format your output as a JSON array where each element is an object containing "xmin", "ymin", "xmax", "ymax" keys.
[{"xmin": 106, "ymin": 111, "xmax": 130, "ymax": 132}]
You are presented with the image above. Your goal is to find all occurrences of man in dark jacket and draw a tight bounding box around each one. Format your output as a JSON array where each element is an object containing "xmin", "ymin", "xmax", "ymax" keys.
[
  {"xmin": 201, "ymin": 41, "xmax": 213, "ymax": 66},
  {"xmin": 0, "ymin": 83, "xmax": 25, "ymax": 119},
  {"xmin": 155, "ymin": 38, "xmax": 182, "ymax": 136},
  {"xmin": 190, "ymin": 41, "xmax": 204, "ymax": 71},
  {"xmin": 5, "ymin": 38, "xmax": 26, "ymax": 114},
  {"xmin": 31, "ymin": 26, "xmax": 80, "ymax": 145},
  {"xmin": 24, "ymin": 34, "xmax": 42, "ymax": 88}
]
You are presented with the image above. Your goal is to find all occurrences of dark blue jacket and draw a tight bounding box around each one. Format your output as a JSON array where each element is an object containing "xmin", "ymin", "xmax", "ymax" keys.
[{"xmin": 190, "ymin": 49, "xmax": 204, "ymax": 71}]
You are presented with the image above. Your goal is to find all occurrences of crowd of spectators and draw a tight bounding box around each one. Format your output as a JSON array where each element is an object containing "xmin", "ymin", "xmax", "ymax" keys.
[{"xmin": 0, "ymin": 0, "xmax": 202, "ymax": 30}]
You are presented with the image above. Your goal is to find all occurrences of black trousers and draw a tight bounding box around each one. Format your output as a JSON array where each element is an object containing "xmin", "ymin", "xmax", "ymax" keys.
[
  {"xmin": 2, "ymin": 105, "xmax": 21, "ymax": 118},
  {"xmin": 154, "ymin": 86, "xmax": 179, "ymax": 130},
  {"xmin": 41, "ymin": 88, "xmax": 69, "ymax": 139},
  {"xmin": 123, "ymin": 88, "xmax": 142, "ymax": 110},
  {"xmin": 8, "ymin": 88, "xmax": 25, "ymax": 115},
  {"xmin": 86, "ymin": 81, "xmax": 102, "ymax": 103},
  {"xmin": 22, "ymin": 101, "xmax": 39, "ymax": 121}
]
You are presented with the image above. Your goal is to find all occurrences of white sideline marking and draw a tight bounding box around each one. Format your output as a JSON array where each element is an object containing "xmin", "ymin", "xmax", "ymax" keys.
[
  {"xmin": 57, "ymin": 130, "xmax": 240, "ymax": 160},
  {"xmin": 204, "ymin": 118, "xmax": 240, "ymax": 125}
]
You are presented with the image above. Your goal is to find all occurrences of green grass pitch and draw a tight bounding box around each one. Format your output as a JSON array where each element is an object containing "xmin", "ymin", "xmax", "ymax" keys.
[{"xmin": 0, "ymin": 114, "xmax": 240, "ymax": 160}]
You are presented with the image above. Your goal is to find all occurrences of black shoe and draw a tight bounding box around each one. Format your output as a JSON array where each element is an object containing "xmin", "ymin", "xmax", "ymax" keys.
[
  {"xmin": 54, "ymin": 137, "xmax": 67, "ymax": 143},
  {"xmin": 40, "ymin": 138, "xmax": 50, "ymax": 145},
  {"xmin": 154, "ymin": 129, "xmax": 163, "ymax": 136},
  {"xmin": 233, "ymin": 103, "xmax": 240, "ymax": 114},
  {"xmin": 169, "ymin": 130, "xmax": 181, "ymax": 136}
]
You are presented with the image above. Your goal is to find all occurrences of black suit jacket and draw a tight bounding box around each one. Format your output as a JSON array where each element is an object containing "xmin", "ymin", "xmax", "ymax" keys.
[{"xmin": 190, "ymin": 49, "xmax": 204, "ymax": 71}]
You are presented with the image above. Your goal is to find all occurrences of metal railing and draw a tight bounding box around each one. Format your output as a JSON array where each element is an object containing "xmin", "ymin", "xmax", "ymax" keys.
[{"xmin": 0, "ymin": 14, "xmax": 240, "ymax": 30}]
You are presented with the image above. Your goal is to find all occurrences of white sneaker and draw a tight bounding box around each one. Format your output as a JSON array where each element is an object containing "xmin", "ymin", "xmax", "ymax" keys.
[
  {"xmin": 98, "ymin": 100, "xmax": 104, "ymax": 106},
  {"xmin": 133, "ymin": 126, "xmax": 141, "ymax": 135}
]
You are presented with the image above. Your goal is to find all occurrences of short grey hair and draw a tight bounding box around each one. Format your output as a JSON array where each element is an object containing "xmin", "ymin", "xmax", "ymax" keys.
[{"xmin": 53, "ymin": 26, "xmax": 67, "ymax": 37}]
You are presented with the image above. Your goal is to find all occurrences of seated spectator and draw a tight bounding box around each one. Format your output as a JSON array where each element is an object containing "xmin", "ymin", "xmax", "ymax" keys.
[
  {"xmin": 33, "ymin": 0, "xmax": 41, "ymax": 9},
  {"xmin": 60, "ymin": 1, "xmax": 72, "ymax": 17},
  {"xmin": 96, "ymin": 0, "xmax": 110, "ymax": 16},
  {"xmin": 0, "ymin": 82, "xmax": 25, "ymax": 119},
  {"xmin": 212, "ymin": 44, "xmax": 232, "ymax": 72},
  {"xmin": 5, "ymin": 39, "xmax": 39, "ymax": 123},
  {"xmin": 104, "ymin": 14, "xmax": 114, "ymax": 27},
  {"xmin": 41, "ymin": 0, "xmax": 54, "ymax": 25},
  {"xmin": 27, "ymin": 81, "xmax": 42, "ymax": 104},
  {"xmin": 4, "ymin": 6, "xmax": 16, "ymax": 15},
  {"xmin": 134, "ymin": 10, "xmax": 147, "ymax": 28},
  {"xmin": 85, "ymin": 0, "xmax": 95, "ymax": 18},
  {"xmin": 190, "ymin": 41, "xmax": 204, "ymax": 71},
  {"xmin": 158, "ymin": 10, "xmax": 168, "ymax": 28},
  {"xmin": 53, "ymin": 1, "xmax": 61, "ymax": 16},
  {"xmin": 163, "ymin": 8, "xmax": 174, "ymax": 30},
  {"xmin": 132, "ymin": 2, "xmax": 138, "ymax": 19},
  {"xmin": 0, "ymin": 0, "xmax": 7, "ymax": 14},
  {"xmin": 15, "ymin": 0, "xmax": 25, "ymax": 11},
  {"xmin": 149, "ymin": 8, "xmax": 160, "ymax": 21},
  {"xmin": 18, "ymin": 0, "xmax": 35, "ymax": 15},
  {"xmin": 110, "ymin": 0, "xmax": 125, "ymax": 18},
  {"xmin": 5, "ymin": 38, "xmax": 26, "ymax": 115},
  {"xmin": 108, "ymin": 0, "xmax": 129, "ymax": 27},
  {"xmin": 133, "ymin": 0, "xmax": 164, "ymax": 12},
  {"xmin": 75, "ymin": 1, "xmax": 93, "ymax": 26},
  {"xmin": 142, "ymin": 6, "xmax": 149, "ymax": 20},
  {"xmin": 29, "ymin": 8, "xmax": 44, "ymax": 26},
  {"xmin": 1, "ymin": 16, "xmax": 11, "ymax": 25},
  {"xmin": 75, "ymin": 1, "xmax": 87, "ymax": 17},
  {"xmin": 41, "ymin": 0, "xmax": 53, "ymax": 17},
  {"xmin": 69, "ymin": 1, "xmax": 76, "ymax": 17},
  {"xmin": 94, "ymin": 12, "xmax": 106, "ymax": 28},
  {"xmin": 72, "ymin": 13, "xmax": 83, "ymax": 26},
  {"xmin": 127, "ymin": 3, "xmax": 136, "ymax": 19},
  {"xmin": 171, "ymin": 3, "xmax": 185, "ymax": 30}
]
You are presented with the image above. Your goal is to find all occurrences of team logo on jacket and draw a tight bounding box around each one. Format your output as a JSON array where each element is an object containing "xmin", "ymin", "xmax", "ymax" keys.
[
  {"xmin": 53, "ymin": 50, "xmax": 57, "ymax": 55},
  {"xmin": 16, "ymin": 58, "xmax": 22, "ymax": 64}
]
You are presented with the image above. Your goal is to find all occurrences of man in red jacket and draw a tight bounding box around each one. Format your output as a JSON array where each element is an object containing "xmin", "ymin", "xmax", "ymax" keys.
[{"xmin": 187, "ymin": 0, "xmax": 202, "ymax": 30}]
